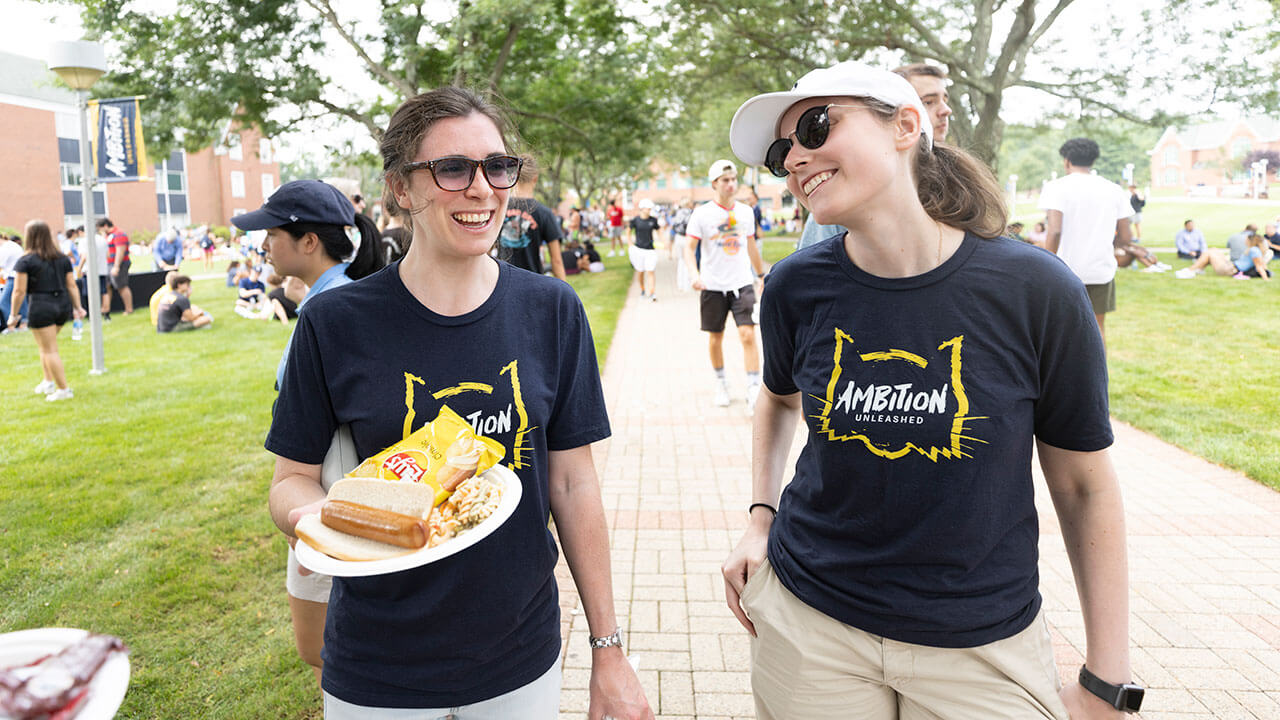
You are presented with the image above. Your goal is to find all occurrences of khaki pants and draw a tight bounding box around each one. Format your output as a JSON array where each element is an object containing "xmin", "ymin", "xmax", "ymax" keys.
[{"xmin": 741, "ymin": 559, "xmax": 1069, "ymax": 720}]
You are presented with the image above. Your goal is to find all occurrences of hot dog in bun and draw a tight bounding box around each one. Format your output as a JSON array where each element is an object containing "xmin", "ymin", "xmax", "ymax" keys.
[{"xmin": 295, "ymin": 478, "xmax": 435, "ymax": 561}]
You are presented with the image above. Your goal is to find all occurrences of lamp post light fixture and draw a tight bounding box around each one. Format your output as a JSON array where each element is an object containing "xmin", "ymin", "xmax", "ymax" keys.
[{"xmin": 48, "ymin": 40, "xmax": 108, "ymax": 374}]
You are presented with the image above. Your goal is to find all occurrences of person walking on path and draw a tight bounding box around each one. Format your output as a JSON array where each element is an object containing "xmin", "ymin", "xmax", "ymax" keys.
[
  {"xmin": 684, "ymin": 160, "xmax": 766, "ymax": 409},
  {"xmin": 265, "ymin": 87, "xmax": 650, "ymax": 720},
  {"xmin": 627, "ymin": 198, "xmax": 661, "ymax": 301},
  {"xmin": 1040, "ymin": 137, "xmax": 1133, "ymax": 344},
  {"xmin": 724, "ymin": 60, "xmax": 1140, "ymax": 719},
  {"xmin": 607, "ymin": 197, "xmax": 625, "ymax": 257},
  {"xmin": 6, "ymin": 220, "xmax": 85, "ymax": 401},
  {"xmin": 96, "ymin": 218, "xmax": 134, "ymax": 314}
]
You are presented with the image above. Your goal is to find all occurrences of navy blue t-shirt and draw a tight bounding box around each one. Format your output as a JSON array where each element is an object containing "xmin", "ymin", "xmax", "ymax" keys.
[
  {"xmin": 265, "ymin": 260, "xmax": 609, "ymax": 707},
  {"xmin": 760, "ymin": 233, "xmax": 1112, "ymax": 648}
]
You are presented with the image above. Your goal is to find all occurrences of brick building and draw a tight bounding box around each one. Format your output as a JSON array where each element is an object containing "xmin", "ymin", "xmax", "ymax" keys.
[
  {"xmin": 1149, "ymin": 117, "xmax": 1280, "ymax": 195},
  {"xmin": 0, "ymin": 50, "xmax": 280, "ymax": 234}
]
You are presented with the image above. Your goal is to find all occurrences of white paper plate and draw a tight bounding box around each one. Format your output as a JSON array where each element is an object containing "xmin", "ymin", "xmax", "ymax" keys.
[
  {"xmin": 295, "ymin": 464, "xmax": 522, "ymax": 577},
  {"xmin": 0, "ymin": 628, "xmax": 130, "ymax": 720}
]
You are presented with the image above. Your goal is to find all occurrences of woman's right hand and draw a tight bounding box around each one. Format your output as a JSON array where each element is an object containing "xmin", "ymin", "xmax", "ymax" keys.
[{"xmin": 722, "ymin": 512, "xmax": 772, "ymax": 636}]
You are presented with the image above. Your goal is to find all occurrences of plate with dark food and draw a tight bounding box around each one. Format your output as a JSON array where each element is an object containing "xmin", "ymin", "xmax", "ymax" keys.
[{"xmin": 0, "ymin": 629, "xmax": 129, "ymax": 720}]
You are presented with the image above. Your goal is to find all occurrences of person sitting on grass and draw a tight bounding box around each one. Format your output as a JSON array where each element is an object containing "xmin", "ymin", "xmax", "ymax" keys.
[
  {"xmin": 149, "ymin": 271, "xmax": 179, "ymax": 326},
  {"xmin": 1263, "ymin": 223, "xmax": 1279, "ymax": 261},
  {"xmin": 1175, "ymin": 219, "xmax": 1206, "ymax": 259},
  {"xmin": 226, "ymin": 259, "xmax": 241, "ymax": 287},
  {"xmin": 236, "ymin": 265, "xmax": 267, "ymax": 316},
  {"xmin": 156, "ymin": 274, "xmax": 213, "ymax": 332},
  {"xmin": 1175, "ymin": 232, "xmax": 1271, "ymax": 280},
  {"xmin": 1114, "ymin": 233, "xmax": 1170, "ymax": 272}
]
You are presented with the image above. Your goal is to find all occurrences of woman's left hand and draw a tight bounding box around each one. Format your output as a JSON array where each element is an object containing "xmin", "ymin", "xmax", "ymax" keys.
[
  {"xmin": 1060, "ymin": 680, "xmax": 1124, "ymax": 720},
  {"xmin": 589, "ymin": 646, "xmax": 653, "ymax": 720}
]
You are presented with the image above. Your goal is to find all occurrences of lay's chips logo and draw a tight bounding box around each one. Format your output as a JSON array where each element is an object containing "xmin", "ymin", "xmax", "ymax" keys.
[{"xmin": 380, "ymin": 451, "xmax": 429, "ymax": 483}]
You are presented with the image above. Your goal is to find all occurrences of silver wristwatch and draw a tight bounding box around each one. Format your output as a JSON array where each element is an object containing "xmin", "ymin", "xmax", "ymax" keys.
[{"xmin": 589, "ymin": 627, "xmax": 623, "ymax": 650}]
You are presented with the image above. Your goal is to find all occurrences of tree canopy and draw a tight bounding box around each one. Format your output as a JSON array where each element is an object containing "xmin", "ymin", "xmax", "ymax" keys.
[{"xmin": 65, "ymin": 0, "xmax": 1280, "ymax": 200}]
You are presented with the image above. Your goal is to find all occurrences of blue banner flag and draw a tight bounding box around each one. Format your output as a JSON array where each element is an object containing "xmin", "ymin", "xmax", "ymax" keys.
[{"xmin": 89, "ymin": 97, "xmax": 150, "ymax": 183}]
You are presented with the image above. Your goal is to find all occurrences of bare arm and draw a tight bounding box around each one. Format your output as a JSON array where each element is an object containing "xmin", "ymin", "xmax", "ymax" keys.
[
  {"xmin": 548, "ymin": 444, "xmax": 653, "ymax": 720},
  {"xmin": 1037, "ymin": 441, "xmax": 1132, "ymax": 718},
  {"xmin": 63, "ymin": 271, "xmax": 84, "ymax": 319},
  {"xmin": 1045, "ymin": 209, "xmax": 1064, "ymax": 254},
  {"xmin": 269, "ymin": 456, "xmax": 327, "ymax": 537},
  {"xmin": 1114, "ymin": 217, "xmax": 1132, "ymax": 245},
  {"xmin": 746, "ymin": 231, "xmax": 765, "ymax": 278},
  {"xmin": 547, "ymin": 239, "xmax": 567, "ymax": 281},
  {"xmin": 683, "ymin": 236, "xmax": 703, "ymax": 290},
  {"xmin": 722, "ymin": 386, "xmax": 801, "ymax": 635},
  {"xmin": 1254, "ymin": 253, "xmax": 1270, "ymax": 280}
]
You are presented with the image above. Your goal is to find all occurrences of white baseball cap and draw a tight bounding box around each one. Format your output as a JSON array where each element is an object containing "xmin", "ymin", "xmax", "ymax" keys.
[
  {"xmin": 729, "ymin": 61, "xmax": 933, "ymax": 167},
  {"xmin": 707, "ymin": 159, "xmax": 736, "ymax": 184},
  {"xmin": 638, "ymin": 198, "xmax": 655, "ymax": 210}
]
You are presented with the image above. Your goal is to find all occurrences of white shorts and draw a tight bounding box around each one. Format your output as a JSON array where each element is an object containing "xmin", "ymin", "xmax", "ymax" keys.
[
  {"xmin": 628, "ymin": 245, "xmax": 658, "ymax": 272},
  {"xmin": 322, "ymin": 660, "xmax": 561, "ymax": 719},
  {"xmin": 286, "ymin": 545, "xmax": 333, "ymax": 603}
]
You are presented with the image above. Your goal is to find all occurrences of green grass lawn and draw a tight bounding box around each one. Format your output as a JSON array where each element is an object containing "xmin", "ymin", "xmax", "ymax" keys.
[
  {"xmin": 761, "ymin": 234, "xmax": 1280, "ymax": 491},
  {"xmin": 0, "ymin": 254, "xmax": 633, "ymax": 719},
  {"xmin": 1012, "ymin": 196, "xmax": 1280, "ymax": 247}
]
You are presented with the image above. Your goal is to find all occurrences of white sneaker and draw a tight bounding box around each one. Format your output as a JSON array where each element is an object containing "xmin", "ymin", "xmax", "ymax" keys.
[
  {"xmin": 1141, "ymin": 264, "xmax": 1164, "ymax": 273},
  {"xmin": 714, "ymin": 381, "xmax": 731, "ymax": 407},
  {"xmin": 649, "ymin": 295, "xmax": 658, "ymax": 302},
  {"xmin": 1174, "ymin": 268, "xmax": 1197, "ymax": 279},
  {"xmin": 45, "ymin": 387, "xmax": 73, "ymax": 401},
  {"xmin": 1155, "ymin": 262, "xmax": 1172, "ymax": 271},
  {"xmin": 746, "ymin": 382, "xmax": 761, "ymax": 410},
  {"xmin": 34, "ymin": 379, "xmax": 56, "ymax": 394}
]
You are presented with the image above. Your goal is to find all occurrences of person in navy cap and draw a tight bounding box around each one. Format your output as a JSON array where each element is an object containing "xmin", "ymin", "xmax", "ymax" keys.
[{"xmin": 232, "ymin": 178, "xmax": 383, "ymax": 689}]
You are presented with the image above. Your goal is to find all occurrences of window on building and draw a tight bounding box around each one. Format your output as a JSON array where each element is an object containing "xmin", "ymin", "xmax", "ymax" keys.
[
  {"xmin": 1163, "ymin": 146, "xmax": 1178, "ymax": 165},
  {"xmin": 60, "ymin": 163, "xmax": 84, "ymax": 188},
  {"xmin": 168, "ymin": 170, "xmax": 185, "ymax": 193},
  {"xmin": 228, "ymin": 133, "xmax": 243, "ymax": 161},
  {"xmin": 1164, "ymin": 169, "xmax": 1179, "ymax": 185},
  {"xmin": 1230, "ymin": 138, "xmax": 1251, "ymax": 158},
  {"xmin": 262, "ymin": 173, "xmax": 276, "ymax": 199},
  {"xmin": 258, "ymin": 138, "xmax": 272, "ymax": 163},
  {"xmin": 230, "ymin": 170, "xmax": 246, "ymax": 198}
]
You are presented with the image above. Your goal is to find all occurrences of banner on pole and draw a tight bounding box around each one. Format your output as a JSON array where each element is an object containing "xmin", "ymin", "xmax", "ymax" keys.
[{"xmin": 89, "ymin": 97, "xmax": 150, "ymax": 183}]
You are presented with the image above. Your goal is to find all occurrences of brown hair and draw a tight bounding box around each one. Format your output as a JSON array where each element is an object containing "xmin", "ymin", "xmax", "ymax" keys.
[
  {"xmin": 23, "ymin": 220, "xmax": 60, "ymax": 261},
  {"xmin": 380, "ymin": 87, "xmax": 515, "ymax": 220},
  {"xmin": 893, "ymin": 63, "xmax": 948, "ymax": 80},
  {"xmin": 856, "ymin": 97, "xmax": 1006, "ymax": 238},
  {"xmin": 169, "ymin": 274, "xmax": 192, "ymax": 289}
]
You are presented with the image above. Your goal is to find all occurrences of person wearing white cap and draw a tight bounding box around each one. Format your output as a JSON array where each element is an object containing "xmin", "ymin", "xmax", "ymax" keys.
[
  {"xmin": 683, "ymin": 159, "xmax": 767, "ymax": 409},
  {"xmin": 627, "ymin": 198, "xmax": 662, "ymax": 300},
  {"xmin": 722, "ymin": 61, "xmax": 1139, "ymax": 719},
  {"xmin": 797, "ymin": 62, "xmax": 954, "ymax": 251}
]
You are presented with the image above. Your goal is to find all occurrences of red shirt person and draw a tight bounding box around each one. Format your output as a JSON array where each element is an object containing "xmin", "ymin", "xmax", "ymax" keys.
[{"xmin": 95, "ymin": 218, "xmax": 134, "ymax": 314}]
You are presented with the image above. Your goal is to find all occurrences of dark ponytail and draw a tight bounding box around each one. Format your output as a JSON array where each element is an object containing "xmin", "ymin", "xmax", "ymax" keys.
[
  {"xmin": 278, "ymin": 212, "xmax": 385, "ymax": 281},
  {"xmin": 347, "ymin": 213, "xmax": 384, "ymax": 279}
]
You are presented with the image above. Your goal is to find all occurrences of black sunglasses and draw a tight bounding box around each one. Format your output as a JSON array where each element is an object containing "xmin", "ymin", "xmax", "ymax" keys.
[
  {"xmin": 764, "ymin": 104, "xmax": 859, "ymax": 178},
  {"xmin": 405, "ymin": 154, "xmax": 523, "ymax": 192}
]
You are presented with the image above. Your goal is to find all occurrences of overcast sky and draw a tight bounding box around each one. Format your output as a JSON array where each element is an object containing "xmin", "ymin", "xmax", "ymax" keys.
[{"xmin": 5, "ymin": 0, "xmax": 1274, "ymax": 165}]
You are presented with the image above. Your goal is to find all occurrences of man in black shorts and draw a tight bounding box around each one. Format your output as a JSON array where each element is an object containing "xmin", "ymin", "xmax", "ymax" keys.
[{"xmin": 683, "ymin": 160, "xmax": 766, "ymax": 409}]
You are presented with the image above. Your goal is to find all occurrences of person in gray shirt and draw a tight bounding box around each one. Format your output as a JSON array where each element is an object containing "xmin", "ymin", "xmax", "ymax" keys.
[{"xmin": 1225, "ymin": 224, "xmax": 1257, "ymax": 263}]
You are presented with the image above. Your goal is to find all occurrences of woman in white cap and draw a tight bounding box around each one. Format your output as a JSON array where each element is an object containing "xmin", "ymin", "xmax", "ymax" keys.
[
  {"xmin": 722, "ymin": 62, "xmax": 1139, "ymax": 719},
  {"xmin": 627, "ymin": 198, "xmax": 661, "ymax": 300},
  {"xmin": 264, "ymin": 87, "xmax": 649, "ymax": 719}
]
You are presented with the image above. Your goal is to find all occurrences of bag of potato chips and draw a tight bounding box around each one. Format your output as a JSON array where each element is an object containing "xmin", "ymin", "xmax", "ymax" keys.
[{"xmin": 347, "ymin": 405, "xmax": 505, "ymax": 507}]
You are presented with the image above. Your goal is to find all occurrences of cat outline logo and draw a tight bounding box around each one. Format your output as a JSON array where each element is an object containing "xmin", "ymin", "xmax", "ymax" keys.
[
  {"xmin": 400, "ymin": 360, "xmax": 536, "ymax": 470},
  {"xmin": 810, "ymin": 328, "xmax": 987, "ymax": 462}
]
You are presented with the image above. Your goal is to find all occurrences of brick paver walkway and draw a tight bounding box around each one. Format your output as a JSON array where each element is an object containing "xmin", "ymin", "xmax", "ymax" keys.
[{"xmin": 558, "ymin": 255, "xmax": 1280, "ymax": 719}]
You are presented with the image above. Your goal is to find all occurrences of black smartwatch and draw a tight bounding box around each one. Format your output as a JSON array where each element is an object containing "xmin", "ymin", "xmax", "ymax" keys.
[{"xmin": 1078, "ymin": 666, "xmax": 1144, "ymax": 713}]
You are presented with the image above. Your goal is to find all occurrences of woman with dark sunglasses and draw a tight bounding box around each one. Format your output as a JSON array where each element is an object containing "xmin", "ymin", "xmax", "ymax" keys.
[
  {"xmin": 264, "ymin": 86, "xmax": 650, "ymax": 719},
  {"xmin": 722, "ymin": 62, "xmax": 1138, "ymax": 719}
]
